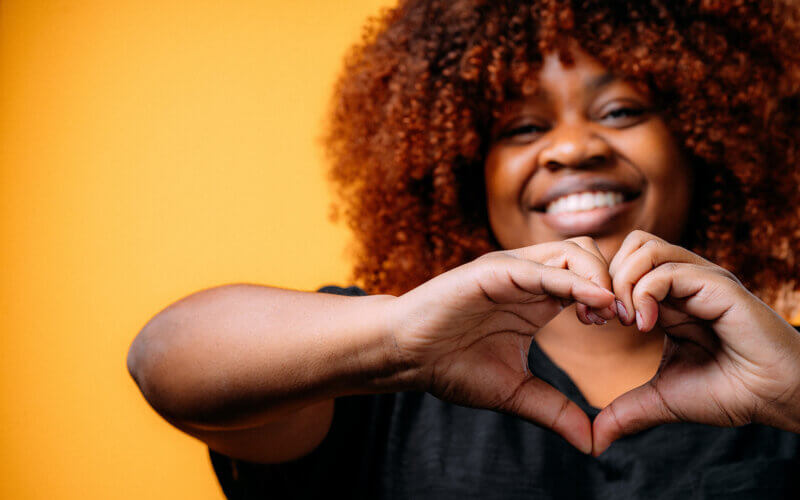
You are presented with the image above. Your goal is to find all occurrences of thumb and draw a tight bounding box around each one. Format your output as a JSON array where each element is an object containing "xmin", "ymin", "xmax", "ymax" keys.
[
  {"xmin": 591, "ymin": 381, "xmax": 680, "ymax": 456},
  {"xmin": 500, "ymin": 376, "xmax": 594, "ymax": 455}
]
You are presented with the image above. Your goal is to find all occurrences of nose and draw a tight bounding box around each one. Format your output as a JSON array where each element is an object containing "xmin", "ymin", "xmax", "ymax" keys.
[{"xmin": 538, "ymin": 122, "xmax": 612, "ymax": 172}]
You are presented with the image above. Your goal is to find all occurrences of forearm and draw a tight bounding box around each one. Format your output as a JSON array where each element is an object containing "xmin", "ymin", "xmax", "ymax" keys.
[{"xmin": 127, "ymin": 284, "xmax": 415, "ymax": 431}]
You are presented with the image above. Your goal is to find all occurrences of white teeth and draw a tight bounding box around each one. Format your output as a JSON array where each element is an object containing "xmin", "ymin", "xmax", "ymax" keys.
[
  {"xmin": 546, "ymin": 191, "xmax": 626, "ymax": 214},
  {"xmin": 578, "ymin": 192, "xmax": 594, "ymax": 211},
  {"xmin": 565, "ymin": 195, "xmax": 579, "ymax": 212}
]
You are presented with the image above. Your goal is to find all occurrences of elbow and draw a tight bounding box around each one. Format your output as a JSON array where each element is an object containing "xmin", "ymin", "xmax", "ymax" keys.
[
  {"xmin": 126, "ymin": 322, "xmax": 149, "ymax": 397},
  {"xmin": 126, "ymin": 328, "xmax": 145, "ymax": 388},
  {"xmin": 126, "ymin": 318, "xmax": 189, "ymax": 421}
]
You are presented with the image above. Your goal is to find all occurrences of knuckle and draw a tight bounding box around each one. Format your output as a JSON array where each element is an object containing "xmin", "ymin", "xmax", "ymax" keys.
[
  {"xmin": 611, "ymin": 272, "xmax": 629, "ymax": 292},
  {"xmin": 550, "ymin": 396, "xmax": 571, "ymax": 430},
  {"xmin": 477, "ymin": 250, "xmax": 505, "ymax": 264},
  {"xmin": 641, "ymin": 238, "xmax": 664, "ymax": 254},
  {"xmin": 605, "ymin": 401, "xmax": 626, "ymax": 436},
  {"xmin": 655, "ymin": 262, "xmax": 682, "ymax": 278},
  {"xmin": 470, "ymin": 254, "xmax": 502, "ymax": 277},
  {"xmin": 499, "ymin": 379, "xmax": 528, "ymax": 415},
  {"xmin": 568, "ymin": 236, "xmax": 595, "ymax": 247},
  {"xmin": 624, "ymin": 229, "xmax": 647, "ymax": 244},
  {"xmin": 474, "ymin": 252, "xmax": 492, "ymax": 263},
  {"xmin": 631, "ymin": 285, "xmax": 651, "ymax": 304},
  {"xmin": 716, "ymin": 266, "xmax": 742, "ymax": 285},
  {"xmin": 700, "ymin": 280, "xmax": 728, "ymax": 303}
]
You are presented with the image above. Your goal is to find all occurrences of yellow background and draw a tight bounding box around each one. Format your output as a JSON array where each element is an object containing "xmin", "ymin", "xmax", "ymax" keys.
[
  {"xmin": 2, "ymin": 1, "xmax": 799, "ymax": 499},
  {"xmin": 0, "ymin": 1, "xmax": 390, "ymax": 498}
]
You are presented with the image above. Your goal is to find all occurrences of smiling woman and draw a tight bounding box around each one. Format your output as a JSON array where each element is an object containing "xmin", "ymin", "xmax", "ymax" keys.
[
  {"xmin": 126, "ymin": 0, "xmax": 800, "ymax": 499},
  {"xmin": 484, "ymin": 43, "xmax": 692, "ymax": 251}
]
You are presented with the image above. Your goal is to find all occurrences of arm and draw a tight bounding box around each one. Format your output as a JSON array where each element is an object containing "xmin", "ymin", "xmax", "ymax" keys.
[
  {"xmin": 126, "ymin": 283, "xmax": 412, "ymax": 464},
  {"xmin": 128, "ymin": 239, "xmax": 620, "ymax": 461}
]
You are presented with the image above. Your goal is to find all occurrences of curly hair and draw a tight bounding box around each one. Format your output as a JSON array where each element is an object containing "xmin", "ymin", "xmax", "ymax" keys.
[{"xmin": 322, "ymin": 0, "xmax": 800, "ymax": 322}]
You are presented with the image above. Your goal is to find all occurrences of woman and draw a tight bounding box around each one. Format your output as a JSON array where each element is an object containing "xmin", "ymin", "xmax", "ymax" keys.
[{"xmin": 127, "ymin": 0, "xmax": 800, "ymax": 498}]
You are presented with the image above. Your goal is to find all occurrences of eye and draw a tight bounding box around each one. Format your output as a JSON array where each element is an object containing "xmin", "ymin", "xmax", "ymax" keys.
[
  {"xmin": 598, "ymin": 106, "xmax": 648, "ymax": 126},
  {"xmin": 498, "ymin": 123, "xmax": 548, "ymax": 141}
]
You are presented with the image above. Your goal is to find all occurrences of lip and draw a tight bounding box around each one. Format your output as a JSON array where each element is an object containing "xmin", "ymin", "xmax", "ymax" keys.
[
  {"xmin": 530, "ymin": 176, "xmax": 641, "ymax": 212},
  {"xmin": 536, "ymin": 196, "xmax": 640, "ymax": 236}
]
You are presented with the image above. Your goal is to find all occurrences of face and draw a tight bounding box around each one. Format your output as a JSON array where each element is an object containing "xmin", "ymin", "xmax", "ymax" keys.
[{"xmin": 484, "ymin": 44, "xmax": 693, "ymax": 262}]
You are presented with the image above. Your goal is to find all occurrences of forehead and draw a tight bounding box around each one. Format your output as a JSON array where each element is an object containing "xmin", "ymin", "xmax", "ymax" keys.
[
  {"xmin": 498, "ymin": 48, "xmax": 650, "ymax": 116},
  {"xmin": 539, "ymin": 49, "xmax": 611, "ymax": 90}
]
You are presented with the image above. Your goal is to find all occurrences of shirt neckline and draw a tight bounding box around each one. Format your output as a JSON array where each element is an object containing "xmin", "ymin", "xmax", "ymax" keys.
[{"xmin": 528, "ymin": 337, "xmax": 602, "ymax": 418}]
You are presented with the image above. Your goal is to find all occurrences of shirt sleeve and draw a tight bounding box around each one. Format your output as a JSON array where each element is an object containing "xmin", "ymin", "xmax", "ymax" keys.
[{"xmin": 208, "ymin": 284, "xmax": 394, "ymax": 499}]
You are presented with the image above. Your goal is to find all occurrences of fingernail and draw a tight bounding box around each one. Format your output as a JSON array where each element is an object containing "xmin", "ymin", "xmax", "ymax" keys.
[
  {"xmin": 595, "ymin": 304, "xmax": 616, "ymax": 320},
  {"xmin": 635, "ymin": 310, "xmax": 644, "ymax": 331},
  {"xmin": 615, "ymin": 300, "xmax": 628, "ymax": 323},
  {"xmin": 586, "ymin": 310, "xmax": 607, "ymax": 325}
]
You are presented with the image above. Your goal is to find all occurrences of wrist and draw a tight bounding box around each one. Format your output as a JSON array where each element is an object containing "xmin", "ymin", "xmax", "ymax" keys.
[
  {"xmin": 756, "ymin": 387, "xmax": 800, "ymax": 434},
  {"xmin": 754, "ymin": 329, "xmax": 800, "ymax": 433},
  {"xmin": 340, "ymin": 294, "xmax": 424, "ymax": 395}
]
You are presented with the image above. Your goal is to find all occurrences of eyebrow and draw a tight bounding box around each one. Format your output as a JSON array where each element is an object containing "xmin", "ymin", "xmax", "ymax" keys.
[{"xmin": 585, "ymin": 72, "xmax": 616, "ymax": 91}]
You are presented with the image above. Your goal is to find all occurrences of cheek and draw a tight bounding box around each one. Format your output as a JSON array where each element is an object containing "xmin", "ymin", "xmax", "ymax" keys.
[
  {"xmin": 616, "ymin": 123, "xmax": 684, "ymax": 179},
  {"xmin": 483, "ymin": 146, "xmax": 537, "ymax": 209},
  {"xmin": 612, "ymin": 122, "xmax": 692, "ymax": 236},
  {"xmin": 483, "ymin": 146, "xmax": 542, "ymax": 248}
]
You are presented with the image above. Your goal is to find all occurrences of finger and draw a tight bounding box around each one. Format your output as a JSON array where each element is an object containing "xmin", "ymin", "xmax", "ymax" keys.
[
  {"xmin": 609, "ymin": 231, "xmax": 679, "ymax": 324},
  {"xmin": 591, "ymin": 379, "xmax": 681, "ymax": 456},
  {"xmin": 576, "ymin": 303, "xmax": 599, "ymax": 325},
  {"xmin": 499, "ymin": 374, "xmax": 593, "ymax": 454},
  {"xmin": 505, "ymin": 239, "xmax": 615, "ymax": 319},
  {"xmin": 505, "ymin": 239, "xmax": 612, "ymax": 291},
  {"xmin": 492, "ymin": 256, "xmax": 616, "ymax": 309},
  {"xmin": 475, "ymin": 298, "xmax": 566, "ymax": 336},
  {"xmin": 565, "ymin": 237, "xmax": 617, "ymax": 321},
  {"xmin": 608, "ymin": 230, "xmax": 665, "ymax": 277},
  {"xmin": 565, "ymin": 236, "xmax": 609, "ymax": 267},
  {"xmin": 630, "ymin": 263, "xmax": 740, "ymax": 333},
  {"xmin": 610, "ymin": 235, "xmax": 712, "ymax": 327}
]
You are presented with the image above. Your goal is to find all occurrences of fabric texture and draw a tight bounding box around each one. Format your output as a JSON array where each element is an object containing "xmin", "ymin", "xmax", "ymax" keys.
[{"xmin": 209, "ymin": 284, "xmax": 800, "ymax": 499}]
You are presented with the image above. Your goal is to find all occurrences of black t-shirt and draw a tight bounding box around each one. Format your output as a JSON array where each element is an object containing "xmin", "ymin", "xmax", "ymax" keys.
[{"xmin": 209, "ymin": 285, "xmax": 800, "ymax": 499}]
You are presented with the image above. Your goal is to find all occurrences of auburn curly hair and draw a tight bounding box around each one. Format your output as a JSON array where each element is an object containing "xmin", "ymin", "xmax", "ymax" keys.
[{"xmin": 322, "ymin": 0, "xmax": 800, "ymax": 322}]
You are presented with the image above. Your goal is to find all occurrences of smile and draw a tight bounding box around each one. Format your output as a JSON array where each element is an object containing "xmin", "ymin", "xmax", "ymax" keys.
[
  {"xmin": 535, "ymin": 190, "xmax": 642, "ymax": 236},
  {"xmin": 545, "ymin": 190, "xmax": 625, "ymax": 214}
]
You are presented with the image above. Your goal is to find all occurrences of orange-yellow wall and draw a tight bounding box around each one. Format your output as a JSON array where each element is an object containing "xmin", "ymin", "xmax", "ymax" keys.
[
  {"xmin": 0, "ymin": 1, "xmax": 391, "ymax": 498},
  {"xmin": 3, "ymin": 2, "xmax": 800, "ymax": 499}
]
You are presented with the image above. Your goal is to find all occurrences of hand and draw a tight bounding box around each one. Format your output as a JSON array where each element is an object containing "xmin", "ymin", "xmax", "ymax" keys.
[
  {"xmin": 390, "ymin": 237, "xmax": 618, "ymax": 454},
  {"xmin": 592, "ymin": 230, "xmax": 800, "ymax": 456}
]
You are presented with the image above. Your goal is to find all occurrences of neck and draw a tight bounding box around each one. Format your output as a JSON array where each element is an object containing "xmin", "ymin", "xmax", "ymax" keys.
[
  {"xmin": 533, "ymin": 305, "xmax": 666, "ymax": 409},
  {"xmin": 535, "ymin": 304, "xmax": 665, "ymax": 363}
]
